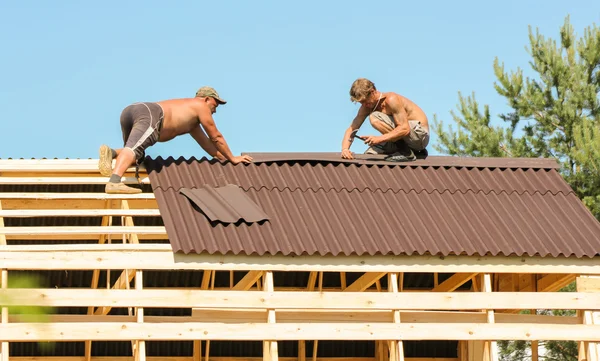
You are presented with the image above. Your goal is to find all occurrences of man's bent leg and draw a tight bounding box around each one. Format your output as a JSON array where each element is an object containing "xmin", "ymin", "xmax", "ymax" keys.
[{"xmin": 105, "ymin": 148, "xmax": 141, "ymax": 194}]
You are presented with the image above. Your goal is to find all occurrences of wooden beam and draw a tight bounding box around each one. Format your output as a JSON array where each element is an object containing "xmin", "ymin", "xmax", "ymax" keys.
[
  {"xmin": 7, "ymin": 357, "xmax": 454, "ymax": 361},
  {"xmin": 0, "ymin": 192, "xmax": 155, "ymax": 200},
  {"xmin": 264, "ymin": 271, "xmax": 278, "ymax": 361},
  {"xmin": 1, "ymin": 269, "xmax": 7, "ymax": 361},
  {"xmin": 3, "ymin": 289, "xmax": 600, "ymax": 310},
  {"xmin": 577, "ymin": 277, "xmax": 600, "ymax": 293},
  {"xmin": 0, "ymin": 209, "xmax": 160, "ymax": 217},
  {"xmin": 537, "ymin": 274, "xmax": 576, "ymax": 292},
  {"xmin": 2, "ymin": 244, "xmax": 600, "ymax": 274},
  {"xmin": 94, "ymin": 269, "xmax": 137, "ymax": 316},
  {"xmin": 432, "ymin": 273, "xmax": 476, "ymax": 292},
  {"xmin": 232, "ymin": 271, "xmax": 263, "ymax": 291},
  {"xmin": 135, "ymin": 271, "xmax": 146, "ymax": 361},
  {"xmin": 483, "ymin": 274, "xmax": 499, "ymax": 361},
  {"xmin": 1, "ymin": 322, "xmax": 599, "ymax": 341},
  {"xmin": 23, "ymin": 309, "xmax": 578, "ymax": 325},
  {"xmin": 0, "ymin": 176, "xmax": 150, "ymax": 184},
  {"xmin": 0, "ymin": 159, "xmax": 147, "ymax": 173},
  {"xmin": 343, "ymin": 273, "xmax": 387, "ymax": 292},
  {"xmin": 388, "ymin": 273, "xmax": 404, "ymax": 361},
  {"xmin": 1, "ymin": 226, "xmax": 166, "ymax": 236}
]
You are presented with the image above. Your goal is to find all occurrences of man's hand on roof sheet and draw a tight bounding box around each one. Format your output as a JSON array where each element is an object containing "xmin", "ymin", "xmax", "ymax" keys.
[
  {"xmin": 341, "ymin": 149, "xmax": 354, "ymax": 159},
  {"xmin": 231, "ymin": 155, "xmax": 253, "ymax": 164}
]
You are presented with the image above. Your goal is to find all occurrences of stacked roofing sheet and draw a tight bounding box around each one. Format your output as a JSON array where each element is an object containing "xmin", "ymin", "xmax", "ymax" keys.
[{"xmin": 145, "ymin": 153, "xmax": 600, "ymax": 258}]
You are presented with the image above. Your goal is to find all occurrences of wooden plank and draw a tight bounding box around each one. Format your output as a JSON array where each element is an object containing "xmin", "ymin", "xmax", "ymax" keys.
[
  {"xmin": 537, "ymin": 274, "xmax": 576, "ymax": 292},
  {"xmin": 1, "ymin": 269, "xmax": 7, "ymax": 361},
  {"xmin": 1, "ymin": 226, "xmax": 166, "ymax": 236},
  {"xmin": 432, "ymin": 273, "xmax": 476, "ymax": 292},
  {"xmin": 2, "ymin": 289, "xmax": 600, "ymax": 310},
  {"xmin": 0, "ymin": 202, "xmax": 5, "ymax": 246},
  {"xmin": 0, "ymin": 193, "xmax": 154, "ymax": 200},
  {"xmin": 1, "ymin": 244, "xmax": 599, "ymax": 274},
  {"xmin": 233, "ymin": 271, "xmax": 263, "ymax": 291},
  {"xmin": 3, "ymin": 356, "xmax": 461, "ymax": 361},
  {"xmin": 577, "ymin": 277, "xmax": 600, "ymax": 292},
  {"xmin": 343, "ymin": 273, "xmax": 387, "ymax": 292},
  {"xmin": 0, "ymin": 159, "xmax": 147, "ymax": 173},
  {"xmin": 135, "ymin": 270, "xmax": 146, "ymax": 361},
  {"xmin": 483, "ymin": 274, "xmax": 498, "ymax": 361},
  {"xmin": 0, "ymin": 209, "xmax": 160, "ymax": 217},
  {"xmin": 0, "ymin": 176, "xmax": 150, "ymax": 184},
  {"xmin": 264, "ymin": 271, "xmax": 278, "ymax": 361},
  {"xmin": 0, "ymin": 322, "xmax": 599, "ymax": 341},
  {"xmin": 0, "ymin": 199, "xmax": 158, "ymax": 211},
  {"xmin": 388, "ymin": 273, "xmax": 404, "ymax": 361}
]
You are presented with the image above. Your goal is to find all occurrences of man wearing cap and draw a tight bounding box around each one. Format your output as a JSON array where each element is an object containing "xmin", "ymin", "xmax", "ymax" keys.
[{"xmin": 98, "ymin": 86, "xmax": 253, "ymax": 194}]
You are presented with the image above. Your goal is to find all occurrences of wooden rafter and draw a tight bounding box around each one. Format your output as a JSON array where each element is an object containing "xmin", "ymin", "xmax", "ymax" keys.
[
  {"xmin": 432, "ymin": 273, "xmax": 477, "ymax": 292},
  {"xmin": 343, "ymin": 272, "xmax": 387, "ymax": 292},
  {"xmin": 232, "ymin": 271, "xmax": 263, "ymax": 291}
]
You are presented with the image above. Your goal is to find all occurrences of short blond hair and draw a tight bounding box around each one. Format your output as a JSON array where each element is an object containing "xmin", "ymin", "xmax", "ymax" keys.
[{"xmin": 349, "ymin": 78, "xmax": 376, "ymax": 102}]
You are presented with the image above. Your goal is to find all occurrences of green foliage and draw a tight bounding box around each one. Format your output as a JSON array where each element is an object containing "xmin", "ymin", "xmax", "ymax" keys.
[
  {"xmin": 433, "ymin": 15, "xmax": 600, "ymax": 219},
  {"xmin": 433, "ymin": 15, "xmax": 599, "ymax": 360},
  {"xmin": 498, "ymin": 282, "xmax": 578, "ymax": 361}
]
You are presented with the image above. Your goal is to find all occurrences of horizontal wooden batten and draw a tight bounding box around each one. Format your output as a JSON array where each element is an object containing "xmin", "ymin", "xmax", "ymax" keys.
[
  {"xmin": 0, "ymin": 357, "xmax": 456, "ymax": 361},
  {"xmin": 9, "ymin": 311, "xmax": 582, "ymax": 325},
  {"xmin": 0, "ymin": 177, "xmax": 150, "ymax": 185},
  {"xmin": 0, "ymin": 193, "xmax": 155, "ymax": 200},
  {"xmin": 0, "ymin": 159, "xmax": 147, "ymax": 173},
  {"xmin": 2, "ymin": 289, "xmax": 599, "ymax": 310},
  {"xmin": 1, "ymin": 244, "xmax": 598, "ymax": 273},
  {"xmin": 0, "ymin": 322, "xmax": 598, "ymax": 341},
  {"xmin": 1, "ymin": 226, "xmax": 166, "ymax": 236},
  {"xmin": 0, "ymin": 209, "xmax": 161, "ymax": 217}
]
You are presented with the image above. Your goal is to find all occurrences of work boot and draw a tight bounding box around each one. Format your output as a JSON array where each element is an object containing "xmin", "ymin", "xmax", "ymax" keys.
[
  {"xmin": 105, "ymin": 182, "xmax": 142, "ymax": 194},
  {"xmin": 414, "ymin": 148, "xmax": 428, "ymax": 159},
  {"xmin": 384, "ymin": 140, "xmax": 416, "ymax": 162},
  {"xmin": 98, "ymin": 144, "xmax": 113, "ymax": 177}
]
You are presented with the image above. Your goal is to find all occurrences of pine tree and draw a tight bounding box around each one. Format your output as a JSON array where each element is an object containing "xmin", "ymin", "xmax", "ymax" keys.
[
  {"xmin": 433, "ymin": 15, "xmax": 600, "ymax": 219},
  {"xmin": 432, "ymin": 16, "xmax": 600, "ymax": 360}
]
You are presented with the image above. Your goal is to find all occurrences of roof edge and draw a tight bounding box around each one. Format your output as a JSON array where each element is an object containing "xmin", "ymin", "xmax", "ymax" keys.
[{"xmin": 240, "ymin": 152, "xmax": 561, "ymax": 169}]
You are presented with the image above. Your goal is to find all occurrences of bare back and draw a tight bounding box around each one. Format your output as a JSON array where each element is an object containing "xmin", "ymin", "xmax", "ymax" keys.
[
  {"xmin": 156, "ymin": 98, "xmax": 208, "ymax": 142},
  {"xmin": 380, "ymin": 92, "xmax": 429, "ymax": 131}
]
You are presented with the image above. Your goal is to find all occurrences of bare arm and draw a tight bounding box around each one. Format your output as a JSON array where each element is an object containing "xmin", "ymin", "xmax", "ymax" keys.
[
  {"xmin": 197, "ymin": 105, "xmax": 236, "ymax": 162},
  {"xmin": 380, "ymin": 95, "xmax": 410, "ymax": 142},
  {"xmin": 189, "ymin": 125, "xmax": 226, "ymax": 161},
  {"xmin": 341, "ymin": 107, "xmax": 369, "ymax": 151}
]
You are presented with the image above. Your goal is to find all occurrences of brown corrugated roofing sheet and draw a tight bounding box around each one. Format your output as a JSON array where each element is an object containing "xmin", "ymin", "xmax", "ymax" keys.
[
  {"xmin": 179, "ymin": 185, "xmax": 269, "ymax": 223},
  {"xmin": 145, "ymin": 154, "xmax": 600, "ymax": 258}
]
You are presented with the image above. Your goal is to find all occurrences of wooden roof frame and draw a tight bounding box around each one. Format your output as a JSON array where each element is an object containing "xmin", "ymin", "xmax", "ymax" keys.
[{"xmin": 1, "ymin": 159, "xmax": 599, "ymax": 361}]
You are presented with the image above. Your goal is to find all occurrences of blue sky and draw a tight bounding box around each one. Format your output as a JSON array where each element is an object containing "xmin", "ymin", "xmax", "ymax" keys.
[{"xmin": 0, "ymin": 1, "xmax": 598, "ymax": 159}]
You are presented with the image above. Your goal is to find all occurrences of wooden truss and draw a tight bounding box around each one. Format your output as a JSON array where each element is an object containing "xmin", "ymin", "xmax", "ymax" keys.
[{"xmin": 1, "ymin": 160, "xmax": 599, "ymax": 361}]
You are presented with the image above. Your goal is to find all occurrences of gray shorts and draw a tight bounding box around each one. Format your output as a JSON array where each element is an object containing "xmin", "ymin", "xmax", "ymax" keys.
[
  {"xmin": 370, "ymin": 111, "xmax": 429, "ymax": 150},
  {"xmin": 120, "ymin": 102, "xmax": 164, "ymax": 162}
]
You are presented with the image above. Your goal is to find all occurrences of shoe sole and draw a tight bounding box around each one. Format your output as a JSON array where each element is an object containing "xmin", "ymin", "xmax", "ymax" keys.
[{"xmin": 98, "ymin": 145, "xmax": 113, "ymax": 177}]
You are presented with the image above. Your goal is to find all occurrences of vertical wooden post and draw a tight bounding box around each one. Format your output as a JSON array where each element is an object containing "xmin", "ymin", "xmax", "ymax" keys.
[
  {"xmin": 1, "ymin": 201, "xmax": 9, "ymax": 361},
  {"xmin": 577, "ymin": 275, "xmax": 600, "ymax": 361},
  {"xmin": 1, "ymin": 269, "xmax": 8, "ymax": 361},
  {"xmin": 134, "ymin": 270, "xmax": 146, "ymax": 361},
  {"xmin": 388, "ymin": 273, "xmax": 404, "ymax": 361},
  {"xmin": 263, "ymin": 271, "xmax": 278, "ymax": 361},
  {"xmin": 483, "ymin": 274, "xmax": 499, "ymax": 361},
  {"xmin": 530, "ymin": 274, "xmax": 539, "ymax": 361}
]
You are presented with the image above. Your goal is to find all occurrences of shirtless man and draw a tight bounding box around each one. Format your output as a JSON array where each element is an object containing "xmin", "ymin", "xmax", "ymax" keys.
[
  {"xmin": 340, "ymin": 78, "xmax": 429, "ymax": 161},
  {"xmin": 98, "ymin": 86, "xmax": 253, "ymax": 194}
]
